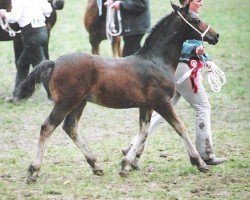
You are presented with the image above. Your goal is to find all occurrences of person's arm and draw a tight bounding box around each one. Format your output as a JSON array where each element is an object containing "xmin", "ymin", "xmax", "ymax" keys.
[
  {"xmin": 181, "ymin": 41, "xmax": 211, "ymax": 62},
  {"xmin": 181, "ymin": 41, "xmax": 197, "ymax": 58},
  {"xmin": 3, "ymin": 0, "xmax": 23, "ymax": 23},
  {"xmin": 41, "ymin": 0, "xmax": 53, "ymax": 17}
]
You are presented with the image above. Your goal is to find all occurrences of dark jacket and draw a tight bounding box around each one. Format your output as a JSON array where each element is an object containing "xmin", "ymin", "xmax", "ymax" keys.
[{"xmin": 120, "ymin": 0, "xmax": 150, "ymax": 36}]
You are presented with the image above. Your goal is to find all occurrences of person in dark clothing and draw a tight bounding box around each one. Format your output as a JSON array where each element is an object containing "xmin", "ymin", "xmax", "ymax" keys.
[
  {"xmin": 105, "ymin": 0, "xmax": 150, "ymax": 57},
  {"xmin": 0, "ymin": 0, "xmax": 52, "ymax": 102}
]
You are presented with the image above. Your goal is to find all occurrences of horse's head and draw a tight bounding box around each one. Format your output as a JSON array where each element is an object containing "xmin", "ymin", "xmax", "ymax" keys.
[
  {"xmin": 172, "ymin": 3, "xmax": 219, "ymax": 45},
  {"xmin": 49, "ymin": 0, "xmax": 65, "ymax": 10},
  {"xmin": 0, "ymin": 0, "xmax": 11, "ymax": 11}
]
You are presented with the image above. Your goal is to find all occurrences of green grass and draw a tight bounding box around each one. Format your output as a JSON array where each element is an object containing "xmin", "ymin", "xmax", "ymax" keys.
[{"xmin": 0, "ymin": 0, "xmax": 249, "ymax": 199}]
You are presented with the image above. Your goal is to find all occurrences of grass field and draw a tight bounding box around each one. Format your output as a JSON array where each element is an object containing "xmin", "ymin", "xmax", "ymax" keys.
[{"xmin": 0, "ymin": 0, "xmax": 249, "ymax": 199}]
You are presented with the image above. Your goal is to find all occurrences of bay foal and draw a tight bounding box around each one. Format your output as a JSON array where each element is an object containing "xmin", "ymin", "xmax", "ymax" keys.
[{"xmin": 16, "ymin": 3, "xmax": 219, "ymax": 183}]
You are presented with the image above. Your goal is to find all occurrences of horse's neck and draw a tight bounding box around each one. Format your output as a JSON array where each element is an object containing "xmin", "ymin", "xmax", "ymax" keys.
[{"xmin": 138, "ymin": 16, "xmax": 187, "ymax": 72}]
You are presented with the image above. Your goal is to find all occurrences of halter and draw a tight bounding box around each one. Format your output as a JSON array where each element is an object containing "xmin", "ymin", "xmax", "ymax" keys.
[
  {"xmin": 177, "ymin": 11, "xmax": 210, "ymax": 44},
  {"xmin": 106, "ymin": 6, "xmax": 122, "ymax": 43},
  {"xmin": 176, "ymin": 11, "xmax": 226, "ymax": 93},
  {"xmin": 0, "ymin": 16, "xmax": 20, "ymax": 37}
]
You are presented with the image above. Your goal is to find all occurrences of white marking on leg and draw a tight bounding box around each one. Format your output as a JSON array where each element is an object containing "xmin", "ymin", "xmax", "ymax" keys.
[
  {"xmin": 126, "ymin": 122, "xmax": 149, "ymax": 163},
  {"xmin": 32, "ymin": 124, "xmax": 55, "ymax": 170}
]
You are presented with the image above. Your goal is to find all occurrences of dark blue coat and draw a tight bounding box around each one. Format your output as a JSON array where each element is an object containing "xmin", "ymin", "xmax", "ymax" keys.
[{"xmin": 120, "ymin": 0, "xmax": 151, "ymax": 36}]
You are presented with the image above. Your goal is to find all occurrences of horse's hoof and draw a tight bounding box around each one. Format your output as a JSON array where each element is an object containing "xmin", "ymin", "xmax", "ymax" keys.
[
  {"xmin": 131, "ymin": 161, "xmax": 141, "ymax": 170},
  {"xmin": 26, "ymin": 174, "xmax": 38, "ymax": 184},
  {"xmin": 119, "ymin": 170, "xmax": 129, "ymax": 178},
  {"xmin": 122, "ymin": 146, "xmax": 131, "ymax": 156},
  {"xmin": 198, "ymin": 164, "xmax": 209, "ymax": 173},
  {"xmin": 93, "ymin": 169, "xmax": 104, "ymax": 176}
]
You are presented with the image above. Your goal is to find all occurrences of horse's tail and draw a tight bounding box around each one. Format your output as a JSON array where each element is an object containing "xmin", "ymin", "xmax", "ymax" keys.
[{"xmin": 15, "ymin": 60, "xmax": 55, "ymax": 100}]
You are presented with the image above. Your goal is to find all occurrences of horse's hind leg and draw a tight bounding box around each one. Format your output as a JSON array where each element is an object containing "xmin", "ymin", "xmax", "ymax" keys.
[
  {"xmin": 155, "ymin": 101, "xmax": 208, "ymax": 172},
  {"xmin": 120, "ymin": 108, "xmax": 152, "ymax": 177},
  {"xmin": 62, "ymin": 101, "xmax": 104, "ymax": 176},
  {"xmin": 27, "ymin": 106, "xmax": 68, "ymax": 184}
]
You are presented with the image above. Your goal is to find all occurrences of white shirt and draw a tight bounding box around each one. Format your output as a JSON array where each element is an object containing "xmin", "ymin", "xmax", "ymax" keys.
[{"xmin": 5, "ymin": 0, "xmax": 52, "ymax": 28}]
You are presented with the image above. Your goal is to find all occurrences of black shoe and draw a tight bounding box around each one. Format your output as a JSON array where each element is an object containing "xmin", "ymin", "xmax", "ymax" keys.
[
  {"xmin": 204, "ymin": 157, "xmax": 227, "ymax": 165},
  {"xmin": 3, "ymin": 95, "xmax": 20, "ymax": 104},
  {"xmin": 4, "ymin": 96, "xmax": 15, "ymax": 102}
]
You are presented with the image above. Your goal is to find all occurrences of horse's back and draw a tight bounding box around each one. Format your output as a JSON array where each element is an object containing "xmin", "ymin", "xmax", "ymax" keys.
[
  {"xmin": 49, "ymin": 53, "xmax": 140, "ymax": 106},
  {"xmin": 50, "ymin": 52, "xmax": 175, "ymax": 109}
]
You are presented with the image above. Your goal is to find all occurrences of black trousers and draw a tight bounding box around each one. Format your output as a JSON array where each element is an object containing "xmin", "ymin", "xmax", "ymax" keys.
[
  {"xmin": 13, "ymin": 24, "xmax": 50, "ymax": 98},
  {"xmin": 122, "ymin": 34, "xmax": 144, "ymax": 57}
]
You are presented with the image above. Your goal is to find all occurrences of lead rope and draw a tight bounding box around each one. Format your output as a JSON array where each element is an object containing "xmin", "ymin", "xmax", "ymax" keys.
[
  {"xmin": 106, "ymin": 6, "xmax": 122, "ymax": 43},
  {"xmin": 0, "ymin": 16, "xmax": 20, "ymax": 37},
  {"xmin": 176, "ymin": 11, "xmax": 226, "ymax": 92}
]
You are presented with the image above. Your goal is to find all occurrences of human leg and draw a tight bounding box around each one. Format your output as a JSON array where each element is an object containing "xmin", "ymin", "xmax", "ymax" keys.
[
  {"xmin": 12, "ymin": 51, "xmax": 30, "ymax": 96},
  {"xmin": 21, "ymin": 26, "xmax": 51, "ymax": 98},
  {"xmin": 122, "ymin": 34, "xmax": 144, "ymax": 57},
  {"xmin": 175, "ymin": 62, "xmax": 226, "ymax": 164}
]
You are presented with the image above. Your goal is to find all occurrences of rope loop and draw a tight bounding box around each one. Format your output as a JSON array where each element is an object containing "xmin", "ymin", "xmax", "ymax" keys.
[
  {"xmin": 106, "ymin": 6, "xmax": 122, "ymax": 43},
  {"xmin": 206, "ymin": 61, "xmax": 226, "ymax": 92},
  {"xmin": 0, "ymin": 16, "xmax": 20, "ymax": 37}
]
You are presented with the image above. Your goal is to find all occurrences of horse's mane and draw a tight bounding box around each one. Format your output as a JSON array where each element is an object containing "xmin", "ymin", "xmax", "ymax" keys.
[{"xmin": 138, "ymin": 11, "xmax": 176, "ymax": 55}]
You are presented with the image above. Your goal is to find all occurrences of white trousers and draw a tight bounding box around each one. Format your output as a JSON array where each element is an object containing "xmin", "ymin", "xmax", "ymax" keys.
[{"xmin": 149, "ymin": 62, "xmax": 215, "ymax": 160}]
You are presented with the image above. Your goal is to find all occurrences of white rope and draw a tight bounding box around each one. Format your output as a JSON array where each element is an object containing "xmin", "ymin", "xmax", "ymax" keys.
[
  {"xmin": 0, "ymin": 16, "xmax": 20, "ymax": 37},
  {"xmin": 106, "ymin": 6, "xmax": 122, "ymax": 43},
  {"xmin": 206, "ymin": 61, "xmax": 226, "ymax": 92}
]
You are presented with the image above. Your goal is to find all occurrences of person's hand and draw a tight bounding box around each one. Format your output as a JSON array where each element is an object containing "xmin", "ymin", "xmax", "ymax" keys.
[
  {"xmin": 206, "ymin": 60, "xmax": 214, "ymax": 71},
  {"xmin": 0, "ymin": 9, "xmax": 7, "ymax": 19},
  {"xmin": 110, "ymin": 1, "xmax": 121, "ymax": 10},
  {"xmin": 104, "ymin": 0, "xmax": 114, "ymax": 7},
  {"xmin": 195, "ymin": 45, "xmax": 205, "ymax": 55}
]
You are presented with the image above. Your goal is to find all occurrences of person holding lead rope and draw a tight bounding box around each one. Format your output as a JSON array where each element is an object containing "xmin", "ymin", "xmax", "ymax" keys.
[
  {"xmin": 104, "ymin": 0, "xmax": 150, "ymax": 57},
  {"xmin": 123, "ymin": 0, "xmax": 226, "ymax": 167},
  {"xmin": 0, "ymin": 0, "xmax": 52, "ymax": 102}
]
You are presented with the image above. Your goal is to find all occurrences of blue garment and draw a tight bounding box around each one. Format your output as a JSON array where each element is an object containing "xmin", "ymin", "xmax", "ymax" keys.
[
  {"xmin": 180, "ymin": 39, "xmax": 211, "ymax": 63},
  {"xmin": 97, "ymin": 0, "xmax": 103, "ymax": 16}
]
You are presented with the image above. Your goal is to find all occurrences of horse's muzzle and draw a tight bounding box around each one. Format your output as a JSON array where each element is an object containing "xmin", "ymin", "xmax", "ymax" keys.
[
  {"xmin": 53, "ymin": 0, "xmax": 65, "ymax": 10},
  {"xmin": 208, "ymin": 33, "xmax": 219, "ymax": 45}
]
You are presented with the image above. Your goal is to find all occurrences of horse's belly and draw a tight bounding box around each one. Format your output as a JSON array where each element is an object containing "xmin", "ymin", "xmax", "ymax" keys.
[{"xmin": 87, "ymin": 85, "xmax": 145, "ymax": 109}]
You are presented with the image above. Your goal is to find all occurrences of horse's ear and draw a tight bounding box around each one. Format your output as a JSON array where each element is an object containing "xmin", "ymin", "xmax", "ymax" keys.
[
  {"xmin": 183, "ymin": 2, "xmax": 190, "ymax": 13},
  {"xmin": 171, "ymin": 2, "xmax": 180, "ymax": 12}
]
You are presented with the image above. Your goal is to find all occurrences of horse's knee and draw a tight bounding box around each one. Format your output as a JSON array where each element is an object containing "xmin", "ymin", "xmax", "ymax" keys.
[{"xmin": 40, "ymin": 123, "xmax": 51, "ymax": 137}]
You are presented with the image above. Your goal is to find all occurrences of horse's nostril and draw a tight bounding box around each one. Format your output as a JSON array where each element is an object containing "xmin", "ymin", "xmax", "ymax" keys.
[{"xmin": 217, "ymin": 33, "xmax": 220, "ymax": 38}]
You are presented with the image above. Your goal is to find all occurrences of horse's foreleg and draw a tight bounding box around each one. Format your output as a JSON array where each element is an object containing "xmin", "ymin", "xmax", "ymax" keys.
[
  {"xmin": 155, "ymin": 101, "xmax": 208, "ymax": 172},
  {"xmin": 111, "ymin": 36, "xmax": 122, "ymax": 58},
  {"xmin": 120, "ymin": 108, "xmax": 152, "ymax": 177},
  {"xmin": 62, "ymin": 101, "xmax": 103, "ymax": 176},
  {"xmin": 27, "ymin": 106, "xmax": 67, "ymax": 184},
  {"xmin": 121, "ymin": 134, "xmax": 144, "ymax": 170},
  {"xmin": 90, "ymin": 36, "xmax": 101, "ymax": 55}
]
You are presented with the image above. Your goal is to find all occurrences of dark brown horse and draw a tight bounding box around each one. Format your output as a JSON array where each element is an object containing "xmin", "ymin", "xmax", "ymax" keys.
[
  {"xmin": 0, "ymin": 0, "xmax": 65, "ymax": 67},
  {"xmin": 84, "ymin": 0, "xmax": 121, "ymax": 57},
  {"xmin": 16, "ymin": 3, "xmax": 219, "ymax": 183}
]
